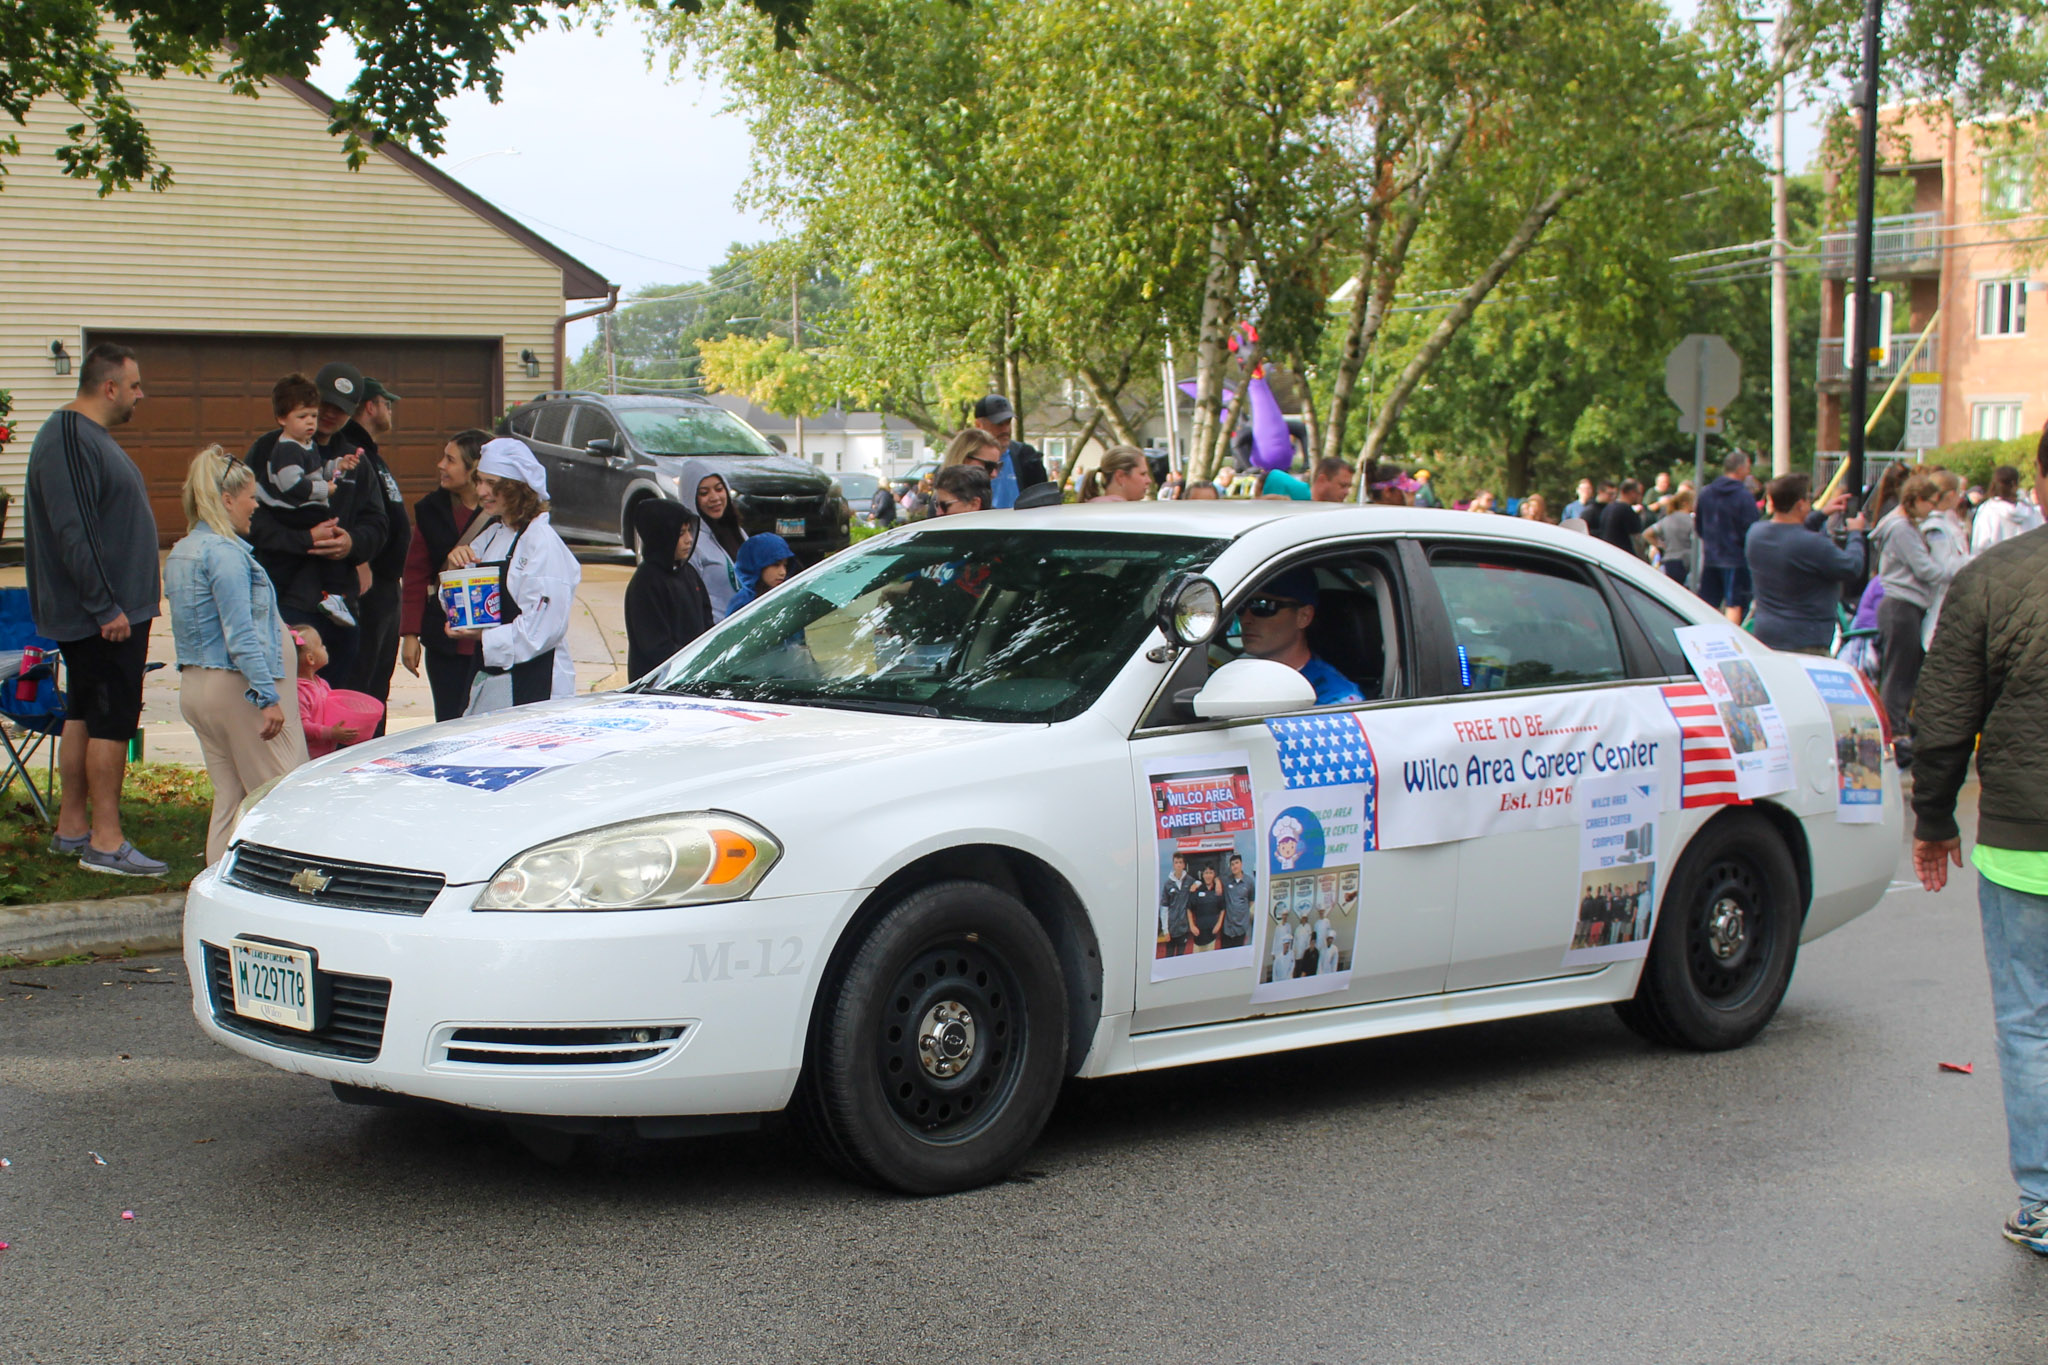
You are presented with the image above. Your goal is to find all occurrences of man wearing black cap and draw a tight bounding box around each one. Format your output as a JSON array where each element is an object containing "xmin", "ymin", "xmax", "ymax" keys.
[
  {"xmin": 970, "ymin": 395, "xmax": 1049, "ymax": 509},
  {"xmin": 245, "ymin": 362, "xmax": 389, "ymax": 686},
  {"xmin": 341, "ymin": 377, "xmax": 413, "ymax": 720},
  {"xmin": 1233, "ymin": 568, "xmax": 1365, "ymax": 706}
]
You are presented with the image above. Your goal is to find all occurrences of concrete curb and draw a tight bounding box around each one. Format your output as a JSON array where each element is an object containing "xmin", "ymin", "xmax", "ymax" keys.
[{"xmin": 0, "ymin": 890, "xmax": 186, "ymax": 961}]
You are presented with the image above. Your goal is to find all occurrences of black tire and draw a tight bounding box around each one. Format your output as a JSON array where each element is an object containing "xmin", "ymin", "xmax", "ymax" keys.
[
  {"xmin": 793, "ymin": 880, "xmax": 1067, "ymax": 1195},
  {"xmin": 1614, "ymin": 810, "xmax": 1802, "ymax": 1051}
]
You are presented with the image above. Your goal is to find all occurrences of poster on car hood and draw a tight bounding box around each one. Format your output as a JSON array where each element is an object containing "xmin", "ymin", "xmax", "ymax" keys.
[
  {"xmin": 1146, "ymin": 752, "xmax": 1259, "ymax": 982},
  {"xmin": 1672, "ymin": 626, "xmax": 1792, "ymax": 799},
  {"xmin": 348, "ymin": 697, "xmax": 788, "ymax": 792},
  {"xmin": 1804, "ymin": 664, "xmax": 1885, "ymax": 824},
  {"xmin": 1351, "ymin": 688, "xmax": 1680, "ymax": 851}
]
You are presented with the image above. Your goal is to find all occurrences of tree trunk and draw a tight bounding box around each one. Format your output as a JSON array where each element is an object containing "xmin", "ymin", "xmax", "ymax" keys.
[
  {"xmin": 1294, "ymin": 360, "xmax": 1321, "ymax": 467},
  {"xmin": 1186, "ymin": 215, "xmax": 1242, "ymax": 482},
  {"xmin": 1060, "ymin": 410, "xmax": 1103, "ymax": 491},
  {"xmin": 1324, "ymin": 120, "xmax": 1470, "ymax": 471},
  {"xmin": 1077, "ymin": 365, "xmax": 1141, "ymax": 448},
  {"xmin": 1505, "ymin": 425, "xmax": 1535, "ymax": 498},
  {"xmin": 1360, "ymin": 178, "xmax": 1586, "ymax": 471},
  {"xmin": 1003, "ymin": 309, "xmax": 1024, "ymax": 444},
  {"xmin": 1211, "ymin": 339, "xmax": 1262, "ymax": 475}
]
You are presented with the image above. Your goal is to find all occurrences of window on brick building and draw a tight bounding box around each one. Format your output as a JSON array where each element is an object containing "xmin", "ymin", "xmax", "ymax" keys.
[{"xmin": 1978, "ymin": 278, "xmax": 2029, "ymax": 338}]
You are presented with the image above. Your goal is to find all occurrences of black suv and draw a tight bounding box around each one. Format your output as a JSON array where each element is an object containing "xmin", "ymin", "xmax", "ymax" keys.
[{"xmin": 500, "ymin": 393, "xmax": 851, "ymax": 563}]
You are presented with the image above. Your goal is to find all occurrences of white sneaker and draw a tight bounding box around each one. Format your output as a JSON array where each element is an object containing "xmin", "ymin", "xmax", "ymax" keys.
[{"xmin": 319, "ymin": 594, "xmax": 358, "ymax": 628}]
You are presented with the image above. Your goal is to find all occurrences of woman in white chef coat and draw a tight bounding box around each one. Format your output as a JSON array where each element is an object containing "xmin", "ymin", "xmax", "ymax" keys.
[{"xmin": 446, "ymin": 438, "xmax": 582, "ymax": 714}]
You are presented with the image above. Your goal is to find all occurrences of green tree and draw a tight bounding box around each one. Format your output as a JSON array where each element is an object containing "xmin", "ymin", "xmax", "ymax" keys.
[{"xmin": 2, "ymin": 0, "xmax": 813, "ymax": 192}]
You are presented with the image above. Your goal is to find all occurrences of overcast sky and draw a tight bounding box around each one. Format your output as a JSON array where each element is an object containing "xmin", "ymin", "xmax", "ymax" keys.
[{"xmin": 313, "ymin": 16, "xmax": 1831, "ymax": 359}]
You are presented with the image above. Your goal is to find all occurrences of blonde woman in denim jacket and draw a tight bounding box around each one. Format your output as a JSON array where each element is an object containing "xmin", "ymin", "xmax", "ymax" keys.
[{"xmin": 165, "ymin": 447, "xmax": 308, "ymax": 862}]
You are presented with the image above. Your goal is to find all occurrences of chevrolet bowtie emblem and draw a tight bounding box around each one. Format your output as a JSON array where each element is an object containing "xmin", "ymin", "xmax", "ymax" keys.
[{"xmin": 290, "ymin": 867, "xmax": 332, "ymax": 895}]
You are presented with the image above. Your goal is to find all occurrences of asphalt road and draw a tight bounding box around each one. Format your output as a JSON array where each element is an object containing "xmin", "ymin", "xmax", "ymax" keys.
[{"xmin": 4, "ymin": 811, "xmax": 2042, "ymax": 1363}]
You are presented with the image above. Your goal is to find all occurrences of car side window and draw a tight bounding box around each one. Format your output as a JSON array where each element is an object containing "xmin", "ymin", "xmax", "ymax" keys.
[
  {"xmin": 1428, "ymin": 549, "xmax": 1625, "ymax": 692},
  {"xmin": 570, "ymin": 406, "xmax": 620, "ymax": 451},
  {"xmin": 509, "ymin": 406, "xmax": 540, "ymax": 437},
  {"xmin": 1209, "ymin": 552, "xmax": 1405, "ymax": 702},
  {"xmin": 1613, "ymin": 578, "xmax": 1692, "ymax": 676},
  {"xmin": 531, "ymin": 404, "xmax": 571, "ymax": 447}
]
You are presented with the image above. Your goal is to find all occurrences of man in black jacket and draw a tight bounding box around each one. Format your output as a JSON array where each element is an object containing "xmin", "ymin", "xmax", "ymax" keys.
[
  {"xmin": 970, "ymin": 395, "xmax": 1049, "ymax": 508},
  {"xmin": 1911, "ymin": 427, "xmax": 2048, "ymax": 1258},
  {"xmin": 246, "ymin": 362, "xmax": 388, "ymax": 685},
  {"xmin": 341, "ymin": 377, "xmax": 412, "ymax": 715}
]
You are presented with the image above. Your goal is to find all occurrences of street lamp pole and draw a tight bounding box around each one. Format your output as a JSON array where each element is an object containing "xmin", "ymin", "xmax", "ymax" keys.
[{"xmin": 1844, "ymin": 0, "xmax": 1885, "ymax": 507}]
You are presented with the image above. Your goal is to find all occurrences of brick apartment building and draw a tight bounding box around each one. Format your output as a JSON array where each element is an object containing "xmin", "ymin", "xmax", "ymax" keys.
[{"xmin": 1818, "ymin": 106, "xmax": 2046, "ymax": 456}]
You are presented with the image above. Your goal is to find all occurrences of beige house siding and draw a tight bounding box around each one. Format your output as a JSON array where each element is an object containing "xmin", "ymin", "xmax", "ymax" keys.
[{"xmin": 1, "ymin": 63, "xmax": 603, "ymax": 496}]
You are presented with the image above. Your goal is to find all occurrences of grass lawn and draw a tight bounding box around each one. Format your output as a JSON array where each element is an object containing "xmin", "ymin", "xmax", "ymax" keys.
[{"xmin": 0, "ymin": 762, "xmax": 212, "ymax": 905}]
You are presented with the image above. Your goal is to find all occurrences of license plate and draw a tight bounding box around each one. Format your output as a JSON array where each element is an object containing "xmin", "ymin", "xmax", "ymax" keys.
[
  {"xmin": 230, "ymin": 938, "xmax": 315, "ymax": 1032},
  {"xmin": 776, "ymin": 517, "xmax": 806, "ymax": 538}
]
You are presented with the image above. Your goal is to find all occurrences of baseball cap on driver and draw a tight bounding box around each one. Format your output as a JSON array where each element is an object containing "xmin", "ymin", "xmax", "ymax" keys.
[
  {"xmin": 972, "ymin": 394, "xmax": 1015, "ymax": 423},
  {"xmin": 314, "ymin": 362, "xmax": 364, "ymax": 416}
]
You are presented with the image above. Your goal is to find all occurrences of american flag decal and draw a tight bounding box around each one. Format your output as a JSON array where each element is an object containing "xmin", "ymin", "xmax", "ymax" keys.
[
  {"xmin": 1660, "ymin": 682, "xmax": 1741, "ymax": 807},
  {"xmin": 1265, "ymin": 713, "xmax": 1379, "ymax": 850}
]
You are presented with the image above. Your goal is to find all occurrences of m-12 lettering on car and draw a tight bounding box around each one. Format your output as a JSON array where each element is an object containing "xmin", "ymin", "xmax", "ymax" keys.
[{"xmin": 682, "ymin": 938, "xmax": 804, "ymax": 983}]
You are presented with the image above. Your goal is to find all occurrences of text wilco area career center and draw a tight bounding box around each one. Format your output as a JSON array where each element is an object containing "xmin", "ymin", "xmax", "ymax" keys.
[{"xmin": 1402, "ymin": 710, "xmax": 1661, "ymax": 811}]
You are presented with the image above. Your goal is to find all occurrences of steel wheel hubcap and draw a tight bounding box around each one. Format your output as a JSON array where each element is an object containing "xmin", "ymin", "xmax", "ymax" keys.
[
  {"xmin": 1705, "ymin": 898, "xmax": 1748, "ymax": 961},
  {"xmin": 917, "ymin": 1001, "xmax": 977, "ymax": 1078}
]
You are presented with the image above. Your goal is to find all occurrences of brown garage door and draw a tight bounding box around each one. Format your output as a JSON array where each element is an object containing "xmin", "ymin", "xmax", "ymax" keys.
[{"xmin": 88, "ymin": 332, "xmax": 501, "ymax": 545}]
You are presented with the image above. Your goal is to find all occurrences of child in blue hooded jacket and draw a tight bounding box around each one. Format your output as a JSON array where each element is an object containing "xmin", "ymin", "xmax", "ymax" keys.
[{"xmin": 729, "ymin": 534, "xmax": 798, "ymax": 612}]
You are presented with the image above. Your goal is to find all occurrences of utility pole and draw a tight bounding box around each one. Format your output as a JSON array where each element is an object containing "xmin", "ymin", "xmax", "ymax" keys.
[
  {"xmin": 1844, "ymin": 0, "xmax": 1885, "ymax": 507},
  {"xmin": 1770, "ymin": 12, "xmax": 1792, "ymax": 478},
  {"xmin": 1161, "ymin": 331, "xmax": 1181, "ymax": 473},
  {"xmin": 791, "ymin": 273, "xmax": 805, "ymax": 466},
  {"xmin": 604, "ymin": 309, "xmax": 617, "ymax": 395}
]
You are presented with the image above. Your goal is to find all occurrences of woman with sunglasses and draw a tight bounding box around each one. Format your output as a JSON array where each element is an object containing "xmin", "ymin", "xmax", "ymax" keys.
[
  {"xmin": 164, "ymin": 446, "xmax": 308, "ymax": 864},
  {"xmin": 941, "ymin": 428, "xmax": 1004, "ymax": 478}
]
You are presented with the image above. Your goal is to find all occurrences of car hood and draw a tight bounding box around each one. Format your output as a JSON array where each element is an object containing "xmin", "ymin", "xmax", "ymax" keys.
[
  {"xmin": 235, "ymin": 692, "xmax": 990, "ymax": 883},
  {"xmin": 654, "ymin": 452, "xmax": 834, "ymax": 497}
]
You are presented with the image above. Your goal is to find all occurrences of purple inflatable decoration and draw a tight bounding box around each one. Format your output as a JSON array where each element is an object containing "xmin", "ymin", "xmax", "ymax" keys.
[{"xmin": 1246, "ymin": 374, "xmax": 1293, "ymax": 471}]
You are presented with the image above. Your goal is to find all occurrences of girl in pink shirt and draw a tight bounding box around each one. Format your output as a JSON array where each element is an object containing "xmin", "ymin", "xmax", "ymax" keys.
[{"xmin": 293, "ymin": 625, "xmax": 384, "ymax": 758}]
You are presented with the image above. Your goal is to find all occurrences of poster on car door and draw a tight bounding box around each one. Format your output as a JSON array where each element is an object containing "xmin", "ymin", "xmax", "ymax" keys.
[
  {"xmin": 1146, "ymin": 752, "xmax": 1260, "ymax": 982},
  {"xmin": 1804, "ymin": 665, "xmax": 1886, "ymax": 824},
  {"xmin": 1672, "ymin": 626, "xmax": 1793, "ymax": 799},
  {"xmin": 1562, "ymin": 775, "xmax": 1661, "ymax": 967},
  {"xmin": 1248, "ymin": 786, "xmax": 1365, "ymax": 1004},
  {"xmin": 1349, "ymin": 689, "xmax": 1680, "ymax": 851}
]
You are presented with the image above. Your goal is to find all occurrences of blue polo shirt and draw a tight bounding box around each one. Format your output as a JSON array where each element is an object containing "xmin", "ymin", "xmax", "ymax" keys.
[{"xmin": 1300, "ymin": 654, "xmax": 1365, "ymax": 705}]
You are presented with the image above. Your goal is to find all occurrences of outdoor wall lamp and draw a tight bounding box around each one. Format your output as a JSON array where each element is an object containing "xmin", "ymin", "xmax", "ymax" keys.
[
  {"xmin": 50, "ymin": 341, "xmax": 70, "ymax": 376},
  {"xmin": 520, "ymin": 348, "xmax": 540, "ymax": 379}
]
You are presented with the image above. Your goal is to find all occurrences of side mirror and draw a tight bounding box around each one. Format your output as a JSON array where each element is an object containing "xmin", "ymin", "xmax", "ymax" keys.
[
  {"xmin": 585, "ymin": 438, "xmax": 617, "ymax": 456},
  {"xmin": 1155, "ymin": 573, "xmax": 1223, "ymax": 648},
  {"xmin": 1192, "ymin": 658, "xmax": 1316, "ymax": 720}
]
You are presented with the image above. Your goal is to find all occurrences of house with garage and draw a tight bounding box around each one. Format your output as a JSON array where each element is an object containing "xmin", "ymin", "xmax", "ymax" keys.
[{"xmin": 2, "ymin": 65, "xmax": 614, "ymax": 541}]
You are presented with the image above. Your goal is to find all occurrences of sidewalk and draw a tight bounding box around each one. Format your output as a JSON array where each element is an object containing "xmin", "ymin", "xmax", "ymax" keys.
[{"xmin": 0, "ymin": 551, "xmax": 639, "ymax": 766}]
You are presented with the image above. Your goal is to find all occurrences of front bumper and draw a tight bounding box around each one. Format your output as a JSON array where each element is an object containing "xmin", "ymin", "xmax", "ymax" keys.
[{"xmin": 183, "ymin": 862, "xmax": 857, "ymax": 1118}]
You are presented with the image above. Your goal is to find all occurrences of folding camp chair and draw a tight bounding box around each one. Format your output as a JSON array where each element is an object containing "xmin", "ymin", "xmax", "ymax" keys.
[{"xmin": 0, "ymin": 588, "xmax": 63, "ymax": 823}]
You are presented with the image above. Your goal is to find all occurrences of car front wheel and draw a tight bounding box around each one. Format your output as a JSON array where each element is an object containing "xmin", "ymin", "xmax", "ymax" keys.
[
  {"xmin": 1615, "ymin": 810, "xmax": 1802, "ymax": 1051},
  {"xmin": 794, "ymin": 879, "xmax": 1067, "ymax": 1194}
]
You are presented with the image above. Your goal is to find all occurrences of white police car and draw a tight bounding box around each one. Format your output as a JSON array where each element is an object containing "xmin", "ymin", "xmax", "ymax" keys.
[{"xmin": 187, "ymin": 502, "xmax": 1901, "ymax": 1193}]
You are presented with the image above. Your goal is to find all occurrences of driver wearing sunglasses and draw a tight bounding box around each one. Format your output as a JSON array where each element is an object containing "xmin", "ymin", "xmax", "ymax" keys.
[{"xmin": 1234, "ymin": 568, "xmax": 1364, "ymax": 706}]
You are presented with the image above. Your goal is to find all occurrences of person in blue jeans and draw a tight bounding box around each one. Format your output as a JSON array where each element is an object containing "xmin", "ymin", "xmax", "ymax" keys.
[
  {"xmin": 1910, "ymin": 429, "xmax": 2048, "ymax": 1256},
  {"xmin": 1695, "ymin": 448, "xmax": 1760, "ymax": 624}
]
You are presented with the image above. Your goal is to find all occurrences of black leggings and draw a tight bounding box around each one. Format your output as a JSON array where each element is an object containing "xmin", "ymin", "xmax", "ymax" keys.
[
  {"xmin": 423, "ymin": 648, "xmax": 480, "ymax": 722},
  {"xmin": 1877, "ymin": 595, "xmax": 1926, "ymax": 743}
]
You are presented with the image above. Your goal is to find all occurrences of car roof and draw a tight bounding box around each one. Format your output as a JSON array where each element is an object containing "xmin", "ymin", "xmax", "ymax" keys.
[{"xmin": 516, "ymin": 392, "xmax": 721, "ymax": 412}]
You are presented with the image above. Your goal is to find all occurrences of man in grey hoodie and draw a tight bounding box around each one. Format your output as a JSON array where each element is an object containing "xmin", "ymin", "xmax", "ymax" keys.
[{"xmin": 23, "ymin": 343, "xmax": 169, "ymax": 877}]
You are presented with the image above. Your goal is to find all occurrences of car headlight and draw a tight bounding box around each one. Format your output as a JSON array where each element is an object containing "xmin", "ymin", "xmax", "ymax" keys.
[{"xmin": 475, "ymin": 812, "xmax": 782, "ymax": 912}]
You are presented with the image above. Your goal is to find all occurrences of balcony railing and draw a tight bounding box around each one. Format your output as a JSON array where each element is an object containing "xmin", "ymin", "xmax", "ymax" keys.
[
  {"xmin": 1819, "ymin": 212, "xmax": 1941, "ymax": 277},
  {"xmin": 1816, "ymin": 330, "xmax": 1935, "ymax": 388}
]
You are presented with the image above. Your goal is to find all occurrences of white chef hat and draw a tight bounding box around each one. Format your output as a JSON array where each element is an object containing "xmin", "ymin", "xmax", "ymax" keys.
[{"xmin": 479, "ymin": 437, "xmax": 548, "ymax": 500}]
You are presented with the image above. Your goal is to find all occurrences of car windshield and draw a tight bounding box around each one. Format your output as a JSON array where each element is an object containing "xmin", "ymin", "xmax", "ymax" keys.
[
  {"xmin": 837, "ymin": 474, "xmax": 881, "ymax": 500},
  {"xmin": 645, "ymin": 529, "xmax": 1226, "ymax": 722},
  {"xmin": 616, "ymin": 406, "xmax": 777, "ymax": 457}
]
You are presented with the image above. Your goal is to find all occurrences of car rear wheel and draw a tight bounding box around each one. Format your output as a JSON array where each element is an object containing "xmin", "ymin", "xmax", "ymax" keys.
[
  {"xmin": 793, "ymin": 879, "xmax": 1067, "ymax": 1194},
  {"xmin": 1615, "ymin": 810, "xmax": 1802, "ymax": 1051}
]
